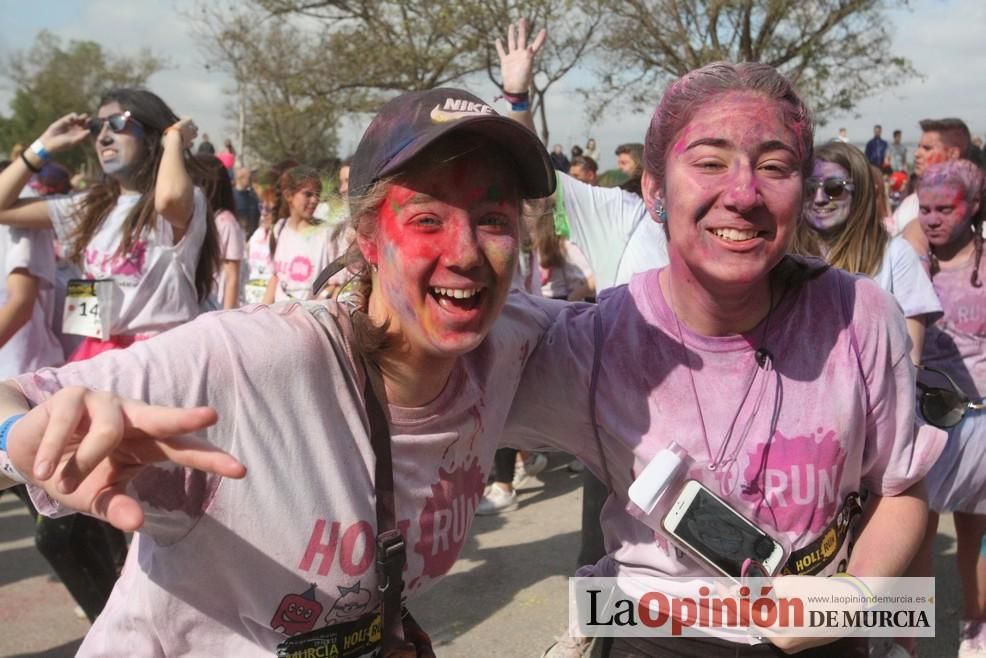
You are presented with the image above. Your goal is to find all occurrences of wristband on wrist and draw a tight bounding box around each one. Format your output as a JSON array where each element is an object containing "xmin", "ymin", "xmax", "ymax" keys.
[
  {"xmin": 510, "ymin": 100, "xmax": 531, "ymax": 112},
  {"xmin": 502, "ymin": 89, "xmax": 530, "ymax": 105},
  {"xmin": 19, "ymin": 151, "xmax": 41, "ymax": 174},
  {"xmin": 0, "ymin": 414, "xmax": 25, "ymax": 453},
  {"xmin": 30, "ymin": 139, "xmax": 51, "ymax": 162},
  {"xmin": 161, "ymin": 124, "xmax": 184, "ymax": 148}
]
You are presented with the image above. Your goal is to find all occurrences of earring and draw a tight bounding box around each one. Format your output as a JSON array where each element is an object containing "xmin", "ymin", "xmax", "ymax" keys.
[
  {"xmin": 370, "ymin": 262, "xmax": 378, "ymax": 273},
  {"xmin": 653, "ymin": 199, "xmax": 668, "ymax": 223}
]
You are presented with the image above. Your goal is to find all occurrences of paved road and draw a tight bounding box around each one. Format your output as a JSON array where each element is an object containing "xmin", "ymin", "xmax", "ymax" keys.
[{"xmin": 0, "ymin": 457, "xmax": 964, "ymax": 656}]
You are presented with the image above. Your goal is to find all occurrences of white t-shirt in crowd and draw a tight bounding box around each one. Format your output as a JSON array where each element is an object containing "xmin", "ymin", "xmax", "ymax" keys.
[
  {"xmin": 890, "ymin": 192, "xmax": 919, "ymax": 235},
  {"xmin": 271, "ymin": 219, "xmax": 341, "ymax": 301},
  {"xmin": 0, "ymin": 226, "xmax": 63, "ymax": 378},
  {"xmin": 247, "ymin": 226, "xmax": 273, "ymax": 283},
  {"xmin": 15, "ymin": 293, "xmax": 558, "ymax": 656},
  {"xmin": 556, "ymin": 172, "xmax": 669, "ymax": 290},
  {"xmin": 47, "ymin": 188, "xmax": 208, "ymax": 336},
  {"xmin": 213, "ymin": 209, "xmax": 246, "ymax": 306},
  {"xmin": 872, "ymin": 236, "xmax": 942, "ymax": 321}
]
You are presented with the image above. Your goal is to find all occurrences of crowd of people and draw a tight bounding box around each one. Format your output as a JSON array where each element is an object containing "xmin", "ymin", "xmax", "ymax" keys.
[{"xmin": 0, "ymin": 16, "xmax": 983, "ymax": 658}]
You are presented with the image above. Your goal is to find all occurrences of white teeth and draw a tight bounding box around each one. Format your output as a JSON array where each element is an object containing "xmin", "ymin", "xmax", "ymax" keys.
[
  {"xmin": 712, "ymin": 228, "xmax": 758, "ymax": 241},
  {"xmin": 431, "ymin": 287, "xmax": 479, "ymax": 299}
]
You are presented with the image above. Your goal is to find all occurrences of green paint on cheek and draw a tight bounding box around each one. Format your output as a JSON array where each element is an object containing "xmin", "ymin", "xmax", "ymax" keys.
[{"xmin": 389, "ymin": 199, "xmax": 402, "ymax": 216}]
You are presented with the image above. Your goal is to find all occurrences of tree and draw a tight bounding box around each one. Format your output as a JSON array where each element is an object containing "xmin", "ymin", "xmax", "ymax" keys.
[
  {"xmin": 195, "ymin": 0, "xmax": 603, "ymax": 154},
  {"xmin": 591, "ymin": 0, "xmax": 917, "ymax": 123},
  {"xmin": 0, "ymin": 31, "xmax": 164, "ymax": 172},
  {"xmin": 194, "ymin": 5, "xmax": 345, "ymax": 165}
]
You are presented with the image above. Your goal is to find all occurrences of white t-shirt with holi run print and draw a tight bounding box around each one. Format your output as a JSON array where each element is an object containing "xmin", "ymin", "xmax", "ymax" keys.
[
  {"xmin": 0, "ymin": 226, "xmax": 64, "ymax": 378},
  {"xmin": 871, "ymin": 236, "xmax": 942, "ymax": 321},
  {"xmin": 271, "ymin": 219, "xmax": 341, "ymax": 301},
  {"xmin": 46, "ymin": 189, "xmax": 208, "ymax": 336},
  {"xmin": 506, "ymin": 261, "xmax": 940, "ymax": 631},
  {"xmin": 556, "ymin": 172, "xmax": 669, "ymax": 290},
  {"xmin": 212, "ymin": 209, "xmax": 246, "ymax": 306},
  {"xmin": 14, "ymin": 293, "xmax": 558, "ymax": 657}
]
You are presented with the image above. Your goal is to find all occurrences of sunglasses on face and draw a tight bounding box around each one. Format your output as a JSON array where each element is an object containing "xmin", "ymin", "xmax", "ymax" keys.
[
  {"xmin": 916, "ymin": 365, "xmax": 986, "ymax": 429},
  {"xmin": 88, "ymin": 111, "xmax": 138, "ymax": 138},
  {"xmin": 805, "ymin": 177, "xmax": 854, "ymax": 201}
]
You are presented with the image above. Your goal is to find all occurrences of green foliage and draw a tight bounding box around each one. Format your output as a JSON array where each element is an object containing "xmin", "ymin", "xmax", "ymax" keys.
[
  {"xmin": 0, "ymin": 31, "xmax": 164, "ymax": 172},
  {"xmin": 591, "ymin": 0, "xmax": 918, "ymax": 124}
]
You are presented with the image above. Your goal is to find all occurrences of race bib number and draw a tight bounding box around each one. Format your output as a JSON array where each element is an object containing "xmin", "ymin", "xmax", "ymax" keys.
[
  {"xmin": 245, "ymin": 278, "xmax": 269, "ymax": 304},
  {"xmin": 63, "ymin": 279, "xmax": 114, "ymax": 339}
]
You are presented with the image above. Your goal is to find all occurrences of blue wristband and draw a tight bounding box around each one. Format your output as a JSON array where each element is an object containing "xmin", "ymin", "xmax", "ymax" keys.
[
  {"xmin": 30, "ymin": 139, "xmax": 50, "ymax": 162},
  {"xmin": 510, "ymin": 100, "xmax": 530, "ymax": 112},
  {"xmin": 0, "ymin": 414, "xmax": 25, "ymax": 452}
]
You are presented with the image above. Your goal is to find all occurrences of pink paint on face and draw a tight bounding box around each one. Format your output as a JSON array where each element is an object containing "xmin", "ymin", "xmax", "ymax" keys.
[
  {"xmin": 659, "ymin": 92, "xmax": 803, "ymax": 289},
  {"xmin": 804, "ymin": 160, "xmax": 852, "ymax": 234},
  {"xmin": 366, "ymin": 153, "xmax": 520, "ymax": 360},
  {"xmin": 918, "ymin": 183, "xmax": 975, "ymax": 248},
  {"xmin": 914, "ymin": 131, "xmax": 951, "ymax": 176}
]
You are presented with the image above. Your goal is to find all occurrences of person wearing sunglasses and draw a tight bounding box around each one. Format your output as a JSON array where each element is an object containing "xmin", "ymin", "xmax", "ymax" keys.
[
  {"xmin": 0, "ymin": 88, "xmax": 220, "ymax": 361},
  {"xmin": 903, "ymin": 159, "xmax": 986, "ymax": 654},
  {"xmin": 0, "ymin": 88, "xmax": 220, "ymax": 623},
  {"xmin": 792, "ymin": 141, "xmax": 942, "ymax": 365}
]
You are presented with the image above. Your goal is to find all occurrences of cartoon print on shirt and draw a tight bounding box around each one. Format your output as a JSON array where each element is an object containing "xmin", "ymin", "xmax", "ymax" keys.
[
  {"xmin": 740, "ymin": 427, "xmax": 846, "ymax": 534},
  {"xmin": 414, "ymin": 457, "xmax": 485, "ymax": 580},
  {"xmin": 324, "ymin": 581, "xmax": 372, "ymax": 624},
  {"xmin": 270, "ymin": 583, "xmax": 323, "ymax": 636}
]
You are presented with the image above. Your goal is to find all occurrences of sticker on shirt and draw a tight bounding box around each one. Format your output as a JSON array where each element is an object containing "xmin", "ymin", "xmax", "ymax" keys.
[
  {"xmin": 245, "ymin": 278, "xmax": 269, "ymax": 304},
  {"xmin": 62, "ymin": 279, "xmax": 115, "ymax": 339},
  {"xmin": 780, "ymin": 492, "xmax": 862, "ymax": 575},
  {"xmin": 275, "ymin": 609, "xmax": 381, "ymax": 658}
]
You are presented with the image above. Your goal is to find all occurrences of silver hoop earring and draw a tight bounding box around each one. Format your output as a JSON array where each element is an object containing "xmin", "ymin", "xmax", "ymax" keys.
[{"xmin": 370, "ymin": 263, "xmax": 378, "ymax": 273}]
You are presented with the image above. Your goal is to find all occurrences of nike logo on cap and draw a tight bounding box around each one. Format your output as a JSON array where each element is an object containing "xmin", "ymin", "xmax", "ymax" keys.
[{"xmin": 430, "ymin": 98, "xmax": 495, "ymax": 123}]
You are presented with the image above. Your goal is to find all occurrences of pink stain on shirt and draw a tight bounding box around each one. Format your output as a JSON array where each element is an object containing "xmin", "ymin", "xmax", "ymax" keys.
[{"xmin": 741, "ymin": 428, "xmax": 846, "ymax": 534}]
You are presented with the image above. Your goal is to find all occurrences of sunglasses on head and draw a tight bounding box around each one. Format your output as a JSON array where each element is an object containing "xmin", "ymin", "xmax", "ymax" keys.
[
  {"xmin": 88, "ymin": 111, "xmax": 138, "ymax": 138},
  {"xmin": 805, "ymin": 177, "xmax": 854, "ymax": 200},
  {"xmin": 917, "ymin": 365, "xmax": 986, "ymax": 429}
]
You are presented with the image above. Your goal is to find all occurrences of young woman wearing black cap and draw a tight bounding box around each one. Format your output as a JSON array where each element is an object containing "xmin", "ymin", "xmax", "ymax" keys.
[{"xmin": 0, "ymin": 88, "xmax": 557, "ymax": 657}]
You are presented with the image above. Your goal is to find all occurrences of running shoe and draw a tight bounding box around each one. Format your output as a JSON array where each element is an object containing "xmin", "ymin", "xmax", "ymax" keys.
[
  {"xmin": 513, "ymin": 452, "xmax": 549, "ymax": 490},
  {"xmin": 541, "ymin": 633, "xmax": 593, "ymax": 658},
  {"xmin": 476, "ymin": 485, "xmax": 518, "ymax": 515}
]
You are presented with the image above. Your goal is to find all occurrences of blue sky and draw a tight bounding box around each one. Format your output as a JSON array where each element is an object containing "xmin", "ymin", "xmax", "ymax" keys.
[{"xmin": 1, "ymin": 0, "xmax": 982, "ymax": 170}]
